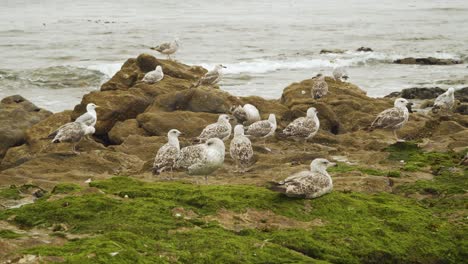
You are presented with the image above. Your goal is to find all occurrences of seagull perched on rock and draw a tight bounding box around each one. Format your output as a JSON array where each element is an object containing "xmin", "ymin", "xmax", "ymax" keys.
[
  {"xmin": 369, "ymin": 98, "xmax": 410, "ymax": 142},
  {"xmin": 48, "ymin": 122, "xmax": 95, "ymax": 154},
  {"xmin": 432, "ymin": 87, "xmax": 455, "ymax": 114},
  {"xmin": 282, "ymin": 107, "xmax": 320, "ymax": 149},
  {"xmin": 197, "ymin": 114, "xmax": 233, "ymax": 142},
  {"xmin": 230, "ymin": 125, "xmax": 254, "ymax": 173},
  {"xmin": 150, "ymin": 39, "xmax": 179, "ymax": 60},
  {"xmin": 332, "ymin": 66, "xmax": 349, "ymax": 82},
  {"xmin": 230, "ymin": 104, "xmax": 261, "ymax": 125},
  {"xmin": 269, "ymin": 158, "xmax": 336, "ymax": 199},
  {"xmin": 175, "ymin": 138, "xmax": 225, "ymax": 183},
  {"xmin": 75, "ymin": 103, "xmax": 98, "ymax": 127},
  {"xmin": 152, "ymin": 129, "xmax": 182, "ymax": 176},
  {"xmin": 311, "ymin": 74, "xmax": 328, "ymax": 99},
  {"xmin": 192, "ymin": 64, "xmax": 226, "ymax": 88},
  {"xmin": 142, "ymin": 65, "xmax": 164, "ymax": 84},
  {"xmin": 245, "ymin": 114, "xmax": 277, "ymax": 151}
]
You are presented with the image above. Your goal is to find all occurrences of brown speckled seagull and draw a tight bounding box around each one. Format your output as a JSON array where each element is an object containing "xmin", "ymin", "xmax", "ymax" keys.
[
  {"xmin": 230, "ymin": 125, "xmax": 254, "ymax": 173},
  {"xmin": 269, "ymin": 158, "xmax": 336, "ymax": 199},
  {"xmin": 311, "ymin": 74, "xmax": 328, "ymax": 99},
  {"xmin": 282, "ymin": 107, "xmax": 320, "ymax": 150},
  {"xmin": 152, "ymin": 129, "xmax": 182, "ymax": 176},
  {"xmin": 48, "ymin": 122, "xmax": 95, "ymax": 154},
  {"xmin": 369, "ymin": 98, "xmax": 409, "ymax": 142},
  {"xmin": 197, "ymin": 114, "xmax": 233, "ymax": 142}
]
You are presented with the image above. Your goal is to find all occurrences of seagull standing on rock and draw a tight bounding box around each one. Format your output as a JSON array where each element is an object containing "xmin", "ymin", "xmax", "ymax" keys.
[
  {"xmin": 192, "ymin": 64, "xmax": 226, "ymax": 88},
  {"xmin": 311, "ymin": 74, "xmax": 329, "ymax": 99},
  {"xmin": 282, "ymin": 107, "xmax": 320, "ymax": 150},
  {"xmin": 48, "ymin": 122, "xmax": 96, "ymax": 154},
  {"xmin": 332, "ymin": 66, "xmax": 349, "ymax": 82},
  {"xmin": 142, "ymin": 65, "xmax": 164, "ymax": 84},
  {"xmin": 369, "ymin": 98, "xmax": 410, "ymax": 142},
  {"xmin": 231, "ymin": 104, "xmax": 261, "ymax": 125},
  {"xmin": 432, "ymin": 87, "xmax": 455, "ymax": 114},
  {"xmin": 245, "ymin": 113, "xmax": 277, "ymax": 151},
  {"xmin": 197, "ymin": 114, "xmax": 233, "ymax": 142},
  {"xmin": 269, "ymin": 158, "xmax": 336, "ymax": 199},
  {"xmin": 175, "ymin": 138, "xmax": 225, "ymax": 183},
  {"xmin": 75, "ymin": 103, "xmax": 98, "ymax": 127},
  {"xmin": 230, "ymin": 125, "xmax": 254, "ymax": 173},
  {"xmin": 150, "ymin": 39, "xmax": 179, "ymax": 60},
  {"xmin": 153, "ymin": 129, "xmax": 182, "ymax": 176}
]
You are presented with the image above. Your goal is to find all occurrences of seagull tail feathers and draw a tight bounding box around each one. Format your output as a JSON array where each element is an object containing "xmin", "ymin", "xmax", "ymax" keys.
[{"xmin": 266, "ymin": 181, "xmax": 287, "ymax": 194}]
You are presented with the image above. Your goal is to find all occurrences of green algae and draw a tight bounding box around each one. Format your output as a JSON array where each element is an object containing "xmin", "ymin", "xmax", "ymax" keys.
[
  {"xmin": 51, "ymin": 183, "xmax": 82, "ymax": 194},
  {"xmin": 328, "ymin": 163, "xmax": 401, "ymax": 177},
  {"xmin": 0, "ymin": 185, "xmax": 22, "ymax": 200},
  {"xmin": 0, "ymin": 229, "xmax": 22, "ymax": 239},
  {"xmin": 0, "ymin": 176, "xmax": 465, "ymax": 263}
]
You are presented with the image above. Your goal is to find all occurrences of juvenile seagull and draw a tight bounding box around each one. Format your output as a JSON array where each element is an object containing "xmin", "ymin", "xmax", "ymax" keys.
[
  {"xmin": 150, "ymin": 39, "xmax": 179, "ymax": 60},
  {"xmin": 369, "ymin": 98, "xmax": 410, "ymax": 142},
  {"xmin": 152, "ymin": 129, "xmax": 182, "ymax": 175},
  {"xmin": 175, "ymin": 138, "xmax": 225, "ymax": 183},
  {"xmin": 230, "ymin": 104, "xmax": 261, "ymax": 125},
  {"xmin": 282, "ymin": 107, "xmax": 320, "ymax": 149},
  {"xmin": 142, "ymin": 65, "xmax": 164, "ymax": 84},
  {"xmin": 269, "ymin": 158, "xmax": 336, "ymax": 199},
  {"xmin": 197, "ymin": 114, "xmax": 233, "ymax": 142},
  {"xmin": 311, "ymin": 74, "xmax": 328, "ymax": 99},
  {"xmin": 432, "ymin": 87, "xmax": 455, "ymax": 114},
  {"xmin": 245, "ymin": 114, "xmax": 277, "ymax": 151},
  {"xmin": 192, "ymin": 64, "xmax": 226, "ymax": 88},
  {"xmin": 48, "ymin": 122, "xmax": 95, "ymax": 154},
  {"xmin": 230, "ymin": 125, "xmax": 254, "ymax": 173},
  {"xmin": 75, "ymin": 103, "xmax": 98, "ymax": 127},
  {"xmin": 332, "ymin": 66, "xmax": 349, "ymax": 82}
]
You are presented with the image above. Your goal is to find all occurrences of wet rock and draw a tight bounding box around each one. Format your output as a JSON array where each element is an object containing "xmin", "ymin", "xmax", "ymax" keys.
[
  {"xmin": 455, "ymin": 103, "xmax": 468, "ymax": 115},
  {"xmin": 320, "ymin": 49, "xmax": 346, "ymax": 54},
  {"xmin": 385, "ymin": 87, "xmax": 445, "ymax": 99},
  {"xmin": 0, "ymin": 95, "xmax": 52, "ymax": 159},
  {"xmin": 393, "ymin": 57, "xmax": 462, "ymax": 65},
  {"xmin": 454, "ymin": 87, "xmax": 468, "ymax": 102},
  {"xmin": 356, "ymin": 47, "xmax": 373, "ymax": 52},
  {"xmin": 108, "ymin": 119, "xmax": 149, "ymax": 145}
]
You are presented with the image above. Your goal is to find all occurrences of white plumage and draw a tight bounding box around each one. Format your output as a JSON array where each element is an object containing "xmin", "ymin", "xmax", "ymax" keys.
[
  {"xmin": 245, "ymin": 114, "xmax": 277, "ymax": 139},
  {"xmin": 332, "ymin": 66, "xmax": 349, "ymax": 82},
  {"xmin": 231, "ymin": 103, "xmax": 261, "ymax": 125},
  {"xmin": 197, "ymin": 114, "xmax": 232, "ymax": 142},
  {"xmin": 370, "ymin": 98, "xmax": 410, "ymax": 141},
  {"xmin": 48, "ymin": 121, "xmax": 95, "ymax": 154},
  {"xmin": 152, "ymin": 129, "xmax": 182, "ymax": 175},
  {"xmin": 270, "ymin": 158, "xmax": 336, "ymax": 199},
  {"xmin": 193, "ymin": 64, "xmax": 226, "ymax": 88},
  {"xmin": 432, "ymin": 87, "xmax": 455, "ymax": 114},
  {"xmin": 151, "ymin": 40, "xmax": 179, "ymax": 60},
  {"xmin": 75, "ymin": 103, "xmax": 98, "ymax": 127},
  {"xmin": 230, "ymin": 125, "xmax": 254, "ymax": 173},
  {"xmin": 142, "ymin": 66, "xmax": 164, "ymax": 84}
]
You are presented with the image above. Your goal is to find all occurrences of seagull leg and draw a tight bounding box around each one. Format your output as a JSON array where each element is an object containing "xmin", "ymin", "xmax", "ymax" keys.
[
  {"xmin": 72, "ymin": 143, "xmax": 80, "ymax": 155},
  {"xmin": 393, "ymin": 130, "xmax": 405, "ymax": 142},
  {"xmin": 204, "ymin": 175, "xmax": 208, "ymax": 184}
]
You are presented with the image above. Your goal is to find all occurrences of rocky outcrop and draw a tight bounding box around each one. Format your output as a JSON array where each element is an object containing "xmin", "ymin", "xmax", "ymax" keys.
[
  {"xmin": 320, "ymin": 49, "xmax": 346, "ymax": 54},
  {"xmin": 385, "ymin": 87, "xmax": 446, "ymax": 99},
  {"xmin": 0, "ymin": 95, "xmax": 52, "ymax": 159},
  {"xmin": 356, "ymin": 47, "xmax": 373, "ymax": 52},
  {"xmin": 393, "ymin": 57, "xmax": 462, "ymax": 65}
]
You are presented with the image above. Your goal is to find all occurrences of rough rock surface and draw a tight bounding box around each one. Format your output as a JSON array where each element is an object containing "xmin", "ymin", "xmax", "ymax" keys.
[{"xmin": 393, "ymin": 57, "xmax": 462, "ymax": 65}]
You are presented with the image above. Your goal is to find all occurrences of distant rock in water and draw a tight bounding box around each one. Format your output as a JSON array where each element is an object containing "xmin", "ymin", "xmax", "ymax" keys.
[
  {"xmin": 393, "ymin": 57, "xmax": 462, "ymax": 65},
  {"xmin": 385, "ymin": 87, "xmax": 446, "ymax": 99},
  {"xmin": 320, "ymin": 49, "xmax": 346, "ymax": 54},
  {"xmin": 356, "ymin": 47, "xmax": 373, "ymax": 52}
]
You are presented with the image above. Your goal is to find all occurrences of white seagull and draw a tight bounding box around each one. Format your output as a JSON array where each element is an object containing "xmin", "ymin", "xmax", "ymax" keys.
[
  {"xmin": 269, "ymin": 158, "xmax": 336, "ymax": 199},
  {"xmin": 151, "ymin": 39, "xmax": 179, "ymax": 60},
  {"xmin": 48, "ymin": 122, "xmax": 96, "ymax": 154},
  {"xmin": 192, "ymin": 64, "xmax": 226, "ymax": 88},
  {"xmin": 75, "ymin": 103, "xmax": 98, "ymax": 127},
  {"xmin": 332, "ymin": 66, "xmax": 349, "ymax": 82},
  {"xmin": 369, "ymin": 98, "xmax": 410, "ymax": 142},
  {"xmin": 152, "ymin": 129, "xmax": 182, "ymax": 176},
  {"xmin": 142, "ymin": 65, "xmax": 164, "ymax": 84},
  {"xmin": 230, "ymin": 125, "xmax": 254, "ymax": 173},
  {"xmin": 230, "ymin": 104, "xmax": 261, "ymax": 125},
  {"xmin": 432, "ymin": 87, "xmax": 455, "ymax": 114}
]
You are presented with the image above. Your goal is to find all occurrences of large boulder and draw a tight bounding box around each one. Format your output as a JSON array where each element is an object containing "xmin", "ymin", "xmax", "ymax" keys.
[
  {"xmin": 0, "ymin": 95, "xmax": 52, "ymax": 158},
  {"xmin": 393, "ymin": 57, "xmax": 462, "ymax": 65},
  {"xmin": 108, "ymin": 119, "xmax": 149, "ymax": 145}
]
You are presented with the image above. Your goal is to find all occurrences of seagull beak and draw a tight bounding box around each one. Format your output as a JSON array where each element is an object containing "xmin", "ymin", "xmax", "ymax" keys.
[{"xmin": 222, "ymin": 65, "xmax": 227, "ymax": 68}]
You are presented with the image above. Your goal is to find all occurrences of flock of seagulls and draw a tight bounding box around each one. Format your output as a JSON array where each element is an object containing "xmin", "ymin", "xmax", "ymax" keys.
[{"xmin": 46, "ymin": 39, "xmax": 458, "ymax": 199}]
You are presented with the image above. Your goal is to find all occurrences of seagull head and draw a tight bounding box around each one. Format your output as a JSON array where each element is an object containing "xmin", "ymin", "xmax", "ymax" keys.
[
  {"xmin": 234, "ymin": 125, "xmax": 245, "ymax": 136},
  {"xmin": 215, "ymin": 64, "xmax": 227, "ymax": 70},
  {"xmin": 218, "ymin": 114, "xmax": 232, "ymax": 123},
  {"xmin": 394, "ymin": 98, "xmax": 409, "ymax": 108},
  {"xmin": 447, "ymin": 87, "xmax": 455, "ymax": 94},
  {"xmin": 168, "ymin": 129, "xmax": 182, "ymax": 138},
  {"xmin": 306, "ymin": 107, "xmax": 318, "ymax": 118},
  {"xmin": 310, "ymin": 158, "xmax": 336, "ymax": 173},
  {"xmin": 156, "ymin": 65, "xmax": 162, "ymax": 72},
  {"xmin": 86, "ymin": 103, "xmax": 98, "ymax": 111}
]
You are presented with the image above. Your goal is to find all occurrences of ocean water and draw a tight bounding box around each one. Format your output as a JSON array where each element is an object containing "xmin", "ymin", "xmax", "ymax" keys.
[{"xmin": 0, "ymin": 0, "xmax": 467, "ymax": 112}]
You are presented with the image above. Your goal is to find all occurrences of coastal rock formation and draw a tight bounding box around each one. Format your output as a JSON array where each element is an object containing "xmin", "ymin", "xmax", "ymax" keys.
[
  {"xmin": 393, "ymin": 57, "xmax": 462, "ymax": 65},
  {"xmin": 0, "ymin": 95, "xmax": 52, "ymax": 159}
]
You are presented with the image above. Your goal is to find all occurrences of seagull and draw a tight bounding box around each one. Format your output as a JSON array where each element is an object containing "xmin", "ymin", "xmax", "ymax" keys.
[
  {"xmin": 175, "ymin": 138, "xmax": 225, "ymax": 183},
  {"xmin": 432, "ymin": 87, "xmax": 455, "ymax": 114},
  {"xmin": 230, "ymin": 104, "xmax": 261, "ymax": 125},
  {"xmin": 150, "ymin": 39, "xmax": 179, "ymax": 60},
  {"xmin": 311, "ymin": 74, "xmax": 328, "ymax": 99},
  {"xmin": 245, "ymin": 114, "xmax": 277, "ymax": 151},
  {"xmin": 282, "ymin": 107, "xmax": 320, "ymax": 150},
  {"xmin": 230, "ymin": 125, "xmax": 254, "ymax": 173},
  {"xmin": 192, "ymin": 64, "xmax": 226, "ymax": 88},
  {"xmin": 269, "ymin": 158, "xmax": 336, "ymax": 199},
  {"xmin": 332, "ymin": 66, "xmax": 349, "ymax": 82},
  {"xmin": 48, "ymin": 122, "xmax": 96, "ymax": 154},
  {"xmin": 197, "ymin": 114, "xmax": 233, "ymax": 142},
  {"xmin": 369, "ymin": 98, "xmax": 410, "ymax": 142},
  {"xmin": 142, "ymin": 65, "xmax": 164, "ymax": 84},
  {"xmin": 75, "ymin": 103, "xmax": 98, "ymax": 127},
  {"xmin": 152, "ymin": 129, "xmax": 182, "ymax": 176}
]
